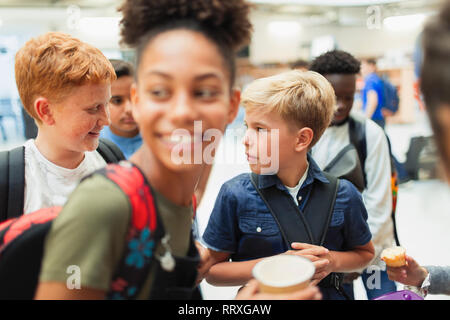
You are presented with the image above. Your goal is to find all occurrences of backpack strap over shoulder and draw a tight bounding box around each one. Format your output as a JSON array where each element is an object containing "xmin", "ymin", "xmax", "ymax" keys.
[
  {"xmin": 348, "ymin": 115, "xmax": 401, "ymax": 246},
  {"xmin": 0, "ymin": 139, "xmax": 122, "ymax": 223},
  {"xmin": 0, "ymin": 146, "xmax": 26, "ymax": 222},
  {"xmin": 249, "ymin": 172, "xmax": 339, "ymax": 247},
  {"xmin": 348, "ymin": 115, "xmax": 367, "ymax": 188},
  {"xmin": 99, "ymin": 162, "xmax": 165, "ymax": 300},
  {"xmin": 304, "ymin": 172, "xmax": 340, "ymax": 246},
  {"xmin": 97, "ymin": 138, "xmax": 126, "ymax": 163},
  {"xmin": 249, "ymin": 172, "xmax": 351, "ymax": 299},
  {"xmin": 0, "ymin": 150, "xmax": 8, "ymax": 222}
]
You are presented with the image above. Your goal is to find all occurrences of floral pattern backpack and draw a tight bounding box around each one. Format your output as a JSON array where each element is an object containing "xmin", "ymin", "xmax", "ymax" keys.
[{"xmin": 0, "ymin": 162, "xmax": 198, "ymax": 300}]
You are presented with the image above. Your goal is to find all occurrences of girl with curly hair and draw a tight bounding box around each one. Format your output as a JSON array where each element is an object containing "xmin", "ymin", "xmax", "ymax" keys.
[{"xmin": 33, "ymin": 0, "xmax": 320, "ymax": 300}]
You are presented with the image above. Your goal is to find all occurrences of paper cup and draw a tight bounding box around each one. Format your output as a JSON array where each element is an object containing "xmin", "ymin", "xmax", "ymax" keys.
[{"xmin": 252, "ymin": 255, "xmax": 315, "ymax": 294}]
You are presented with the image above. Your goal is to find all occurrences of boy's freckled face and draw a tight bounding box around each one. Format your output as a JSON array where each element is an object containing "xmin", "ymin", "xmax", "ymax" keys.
[
  {"xmin": 132, "ymin": 30, "xmax": 237, "ymax": 172},
  {"xmin": 51, "ymin": 82, "xmax": 111, "ymax": 152},
  {"xmin": 243, "ymin": 109, "xmax": 299, "ymax": 174}
]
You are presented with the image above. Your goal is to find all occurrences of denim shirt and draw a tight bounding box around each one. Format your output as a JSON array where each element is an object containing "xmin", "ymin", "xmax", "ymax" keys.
[{"xmin": 202, "ymin": 156, "xmax": 372, "ymax": 299}]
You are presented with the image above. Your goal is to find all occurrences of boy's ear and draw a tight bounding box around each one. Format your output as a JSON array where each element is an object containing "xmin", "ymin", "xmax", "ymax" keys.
[
  {"xmin": 294, "ymin": 127, "xmax": 314, "ymax": 152},
  {"xmin": 34, "ymin": 97, "xmax": 55, "ymax": 125},
  {"xmin": 227, "ymin": 88, "xmax": 241, "ymax": 125}
]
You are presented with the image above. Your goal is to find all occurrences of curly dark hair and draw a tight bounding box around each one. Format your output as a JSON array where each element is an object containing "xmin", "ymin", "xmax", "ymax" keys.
[
  {"xmin": 309, "ymin": 50, "xmax": 361, "ymax": 75},
  {"xmin": 118, "ymin": 0, "xmax": 253, "ymax": 85}
]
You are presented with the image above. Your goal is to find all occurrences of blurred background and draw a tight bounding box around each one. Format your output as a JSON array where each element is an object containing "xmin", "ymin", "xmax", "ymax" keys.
[{"xmin": 0, "ymin": 0, "xmax": 448, "ymax": 300}]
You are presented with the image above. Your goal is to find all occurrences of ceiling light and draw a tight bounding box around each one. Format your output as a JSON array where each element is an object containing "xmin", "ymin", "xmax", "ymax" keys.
[
  {"xmin": 250, "ymin": 0, "xmax": 405, "ymax": 7},
  {"xmin": 267, "ymin": 21, "xmax": 302, "ymax": 38},
  {"xmin": 383, "ymin": 13, "xmax": 430, "ymax": 31},
  {"xmin": 79, "ymin": 17, "xmax": 121, "ymax": 37}
]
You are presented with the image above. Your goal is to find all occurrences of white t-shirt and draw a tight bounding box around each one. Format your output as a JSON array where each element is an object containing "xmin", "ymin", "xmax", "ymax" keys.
[
  {"xmin": 311, "ymin": 116, "xmax": 394, "ymax": 267},
  {"xmin": 284, "ymin": 162, "xmax": 309, "ymax": 206},
  {"xmin": 23, "ymin": 139, "xmax": 107, "ymax": 215}
]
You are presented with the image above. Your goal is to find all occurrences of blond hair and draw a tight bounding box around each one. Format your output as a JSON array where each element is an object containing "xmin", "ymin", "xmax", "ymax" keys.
[
  {"xmin": 241, "ymin": 70, "xmax": 335, "ymax": 147},
  {"xmin": 15, "ymin": 32, "xmax": 116, "ymax": 123}
]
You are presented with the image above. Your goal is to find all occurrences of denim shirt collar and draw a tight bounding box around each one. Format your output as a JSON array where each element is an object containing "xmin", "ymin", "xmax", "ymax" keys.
[{"xmin": 257, "ymin": 154, "xmax": 329, "ymax": 191}]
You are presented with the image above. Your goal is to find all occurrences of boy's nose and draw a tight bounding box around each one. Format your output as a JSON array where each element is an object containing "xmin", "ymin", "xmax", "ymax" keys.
[
  {"xmin": 124, "ymin": 99, "xmax": 133, "ymax": 114},
  {"xmin": 335, "ymin": 98, "xmax": 344, "ymax": 109},
  {"xmin": 99, "ymin": 105, "xmax": 111, "ymax": 126},
  {"xmin": 242, "ymin": 129, "xmax": 253, "ymax": 147}
]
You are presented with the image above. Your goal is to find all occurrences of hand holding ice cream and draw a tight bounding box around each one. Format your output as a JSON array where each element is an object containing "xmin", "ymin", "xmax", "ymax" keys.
[{"xmin": 384, "ymin": 249, "xmax": 429, "ymax": 288}]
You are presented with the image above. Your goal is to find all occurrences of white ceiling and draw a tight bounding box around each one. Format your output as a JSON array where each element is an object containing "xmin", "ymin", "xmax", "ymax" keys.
[
  {"xmin": 0, "ymin": 0, "xmax": 117, "ymax": 7},
  {"xmin": 0, "ymin": 0, "xmax": 442, "ymax": 8},
  {"xmin": 0, "ymin": 0, "xmax": 443, "ymax": 28},
  {"xmin": 252, "ymin": 0, "xmax": 407, "ymax": 6}
]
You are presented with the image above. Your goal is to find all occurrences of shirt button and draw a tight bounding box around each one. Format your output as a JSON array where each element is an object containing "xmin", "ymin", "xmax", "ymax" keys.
[
  {"xmin": 298, "ymin": 196, "xmax": 302, "ymax": 202},
  {"xmin": 256, "ymin": 227, "xmax": 262, "ymax": 233}
]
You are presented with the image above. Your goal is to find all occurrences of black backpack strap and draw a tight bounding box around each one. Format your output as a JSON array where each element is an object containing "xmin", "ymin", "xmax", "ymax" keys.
[
  {"xmin": 349, "ymin": 116, "xmax": 401, "ymax": 246},
  {"xmin": 250, "ymin": 173, "xmax": 312, "ymax": 245},
  {"xmin": 249, "ymin": 172, "xmax": 339, "ymax": 247},
  {"xmin": 249, "ymin": 172, "xmax": 351, "ymax": 299},
  {"xmin": 97, "ymin": 138, "xmax": 126, "ymax": 163},
  {"xmin": 304, "ymin": 172, "xmax": 340, "ymax": 246},
  {"xmin": 0, "ymin": 146, "xmax": 25, "ymax": 222},
  {"xmin": 0, "ymin": 150, "xmax": 9, "ymax": 222},
  {"xmin": 304, "ymin": 173, "xmax": 352, "ymax": 299},
  {"xmin": 323, "ymin": 144, "xmax": 356, "ymax": 172},
  {"xmin": 348, "ymin": 115, "xmax": 367, "ymax": 188}
]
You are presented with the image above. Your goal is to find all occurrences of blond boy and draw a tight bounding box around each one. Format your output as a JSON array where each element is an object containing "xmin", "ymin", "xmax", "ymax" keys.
[
  {"xmin": 201, "ymin": 70, "xmax": 375, "ymax": 300},
  {"xmin": 12, "ymin": 32, "xmax": 116, "ymax": 215}
]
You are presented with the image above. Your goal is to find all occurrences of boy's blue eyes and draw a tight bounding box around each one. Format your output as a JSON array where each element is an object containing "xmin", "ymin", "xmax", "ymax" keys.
[{"xmin": 243, "ymin": 124, "xmax": 267, "ymax": 132}]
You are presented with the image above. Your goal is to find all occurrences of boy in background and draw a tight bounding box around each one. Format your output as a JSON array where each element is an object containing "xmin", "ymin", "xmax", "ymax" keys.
[
  {"xmin": 360, "ymin": 58, "xmax": 386, "ymax": 129},
  {"xmin": 100, "ymin": 59, "xmax": 142, "ymax": 159},
  {"xmin": 310, "ymin": 50, "xmax": 396, "ymax": 299}
]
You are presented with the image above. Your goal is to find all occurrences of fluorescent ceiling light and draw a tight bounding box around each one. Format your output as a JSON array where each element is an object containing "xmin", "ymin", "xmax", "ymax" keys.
[
  {"xmin": 383, "ymin": 13, "xmax": 430, "ymax": 31},
  {"xmin": 79, "ymin": 17, "xmax": 120, "ymax": 36},
  {"xmin": 268, "ymin": 21, "xmax": 301, "ymax": 37},
  {"xmin": 250, "ymin": 0, "xmax": 405, "ymax": 6}
]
